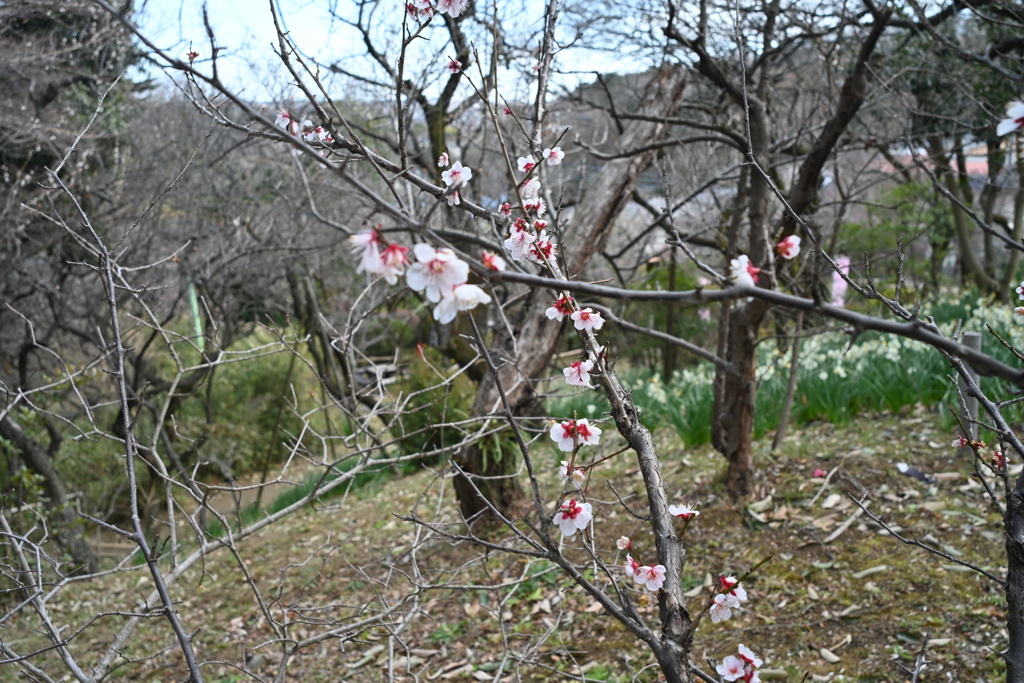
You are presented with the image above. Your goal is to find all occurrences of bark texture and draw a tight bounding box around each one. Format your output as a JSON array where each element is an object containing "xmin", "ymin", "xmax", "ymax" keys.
[{"xmin": 453, "ymin": 64, "xmax": 688, "ymax": 522}]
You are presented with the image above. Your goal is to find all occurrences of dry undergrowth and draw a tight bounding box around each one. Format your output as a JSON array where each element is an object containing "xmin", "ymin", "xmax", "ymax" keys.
[{"xmin": 5, "ymin": 408, "xmax": 1008, "ymax": 682}]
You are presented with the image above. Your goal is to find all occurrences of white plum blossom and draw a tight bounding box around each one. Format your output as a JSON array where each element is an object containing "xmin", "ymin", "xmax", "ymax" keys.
[
  {"xmin": 504, "ymin": 219, "xmax": 536, "ymax": 262},
  {"xmin": 526, "ymin": 230, "xmax": 557, "ymax": 264},
  {"xmin": 997, "ymin": 99, "xmax": 1024, "ymax": 136},
  {"xmin": 1016, "ymin": 280, "xmax": 1024, "ymax": 300},
  {"xmin": 348, "ymin": 228, "xmax": 380, "ymax": 253},
  {"xmin": 517, "ymin": 155, "xmax": 536, "ymax": 173},
  {"xmin": 521, "ymin": 177, "xmax": 541, "ymax": 199},
  {"xmin": 564, "ymin": 360, "xmax": 594, "ymax": 388},
  {"xmin": 442, "ymin": 161, "xmax": 472, "ymax": 188},
  {"xmin": 616, "ymin": 536, "xmax": 632, "ymax": 551},
  {"xmin": 543, "ymin": 147, "xmax": 564, "ymax": 165},
  {"xmin": 275, "ymin": 110, "xmax": 293, "ymax": 129},
  {"xmin": 729, "ymin": 255, "xmax": 760, "ymax": 287},
  {"xmin": 446, "ymin": 191, "xmax": 461, "ymax": 206},
  {"xmin": 499, "ymin": 202, "xmax": 512, "ymax": 216},
  {"xmin": 545, "ymin": 295, "xmax": 574, "ymax": 321},
  {"xmin": 571, "ymin": 307, "xmax": 605, "ymax": 332},
  {"xmin": 1017, "ymin": 307, "xmax": 1024, "ymax": 317},
  {"xmin": 668, "ymin": 503, "xmax": 699, "ymax": 520},
  {"xmin": 720, "ymin": 575, "xmax": 748, "ymax": 603},
  {"xmin": 716, "ymin": 655, "xmax": 746, "ymax": 681},
  {"xmin": 737, "ymin": 644, "xmax": 763, "ymax": 669},
  {"xmin": 635, "ymin": 564, "xmax": 666, "ymax": 592},
  {"xmin": 437, "ymin": 152, "xmax": 449, "ymax": 167},
  {"xmin": 549, "ymin": 418, "xmax": 601, "ymax": 451},
  {"xmin": 433, "ymin": 283, "xmax": 492, "ymax": 324},
  {"xmin": 379, "ymin": 244, "xmax": 410, "ymax": 285},
  {"xmin": 624, "ymin": 554, "xmax": 640, "ymax": 579},
  {"xmin": 406, "ymin": 244, "xmax": 470, "ymax": 302},
  {"xmin": 436, "ymin": 0, "xmax": 467, "ymax": 18},
  {"xmin": 709, "ymin": 593, "xmax": 735, "ymax": 623},
  {"xmin": 407, "ymin": 0, "xmax": 433, "ymax": 19},
  {"xmin": 524, "ymin": 197, "xmax": 546, "ymax": 216},
  {"xmin": 446, "ymin": 59, "xmax": 462, "ymax": 75},
  {"xmin": 349, "ymin": 229, "xmax": 383, "ymax": 276},
  {"xmin": 574, "ymin": 418, "xmax": 601, "ymax": 446},
  {"xmin": 553, "ymin": 499, "xmax": 592, "ymax": 537},
  {"xmin": 482, "ymin": 251, "xmax": 506, "ymax": 271},
  {"xmin": 776, "ymin": 235, "xmax": 801, "ymax": 260},
  {"xmin": 550, "ymin": 420, "xmax": 578, "ymax": 452},
  {"xmin": 558, "ymin": 461, "xmax": 586, "ymax": 489}
]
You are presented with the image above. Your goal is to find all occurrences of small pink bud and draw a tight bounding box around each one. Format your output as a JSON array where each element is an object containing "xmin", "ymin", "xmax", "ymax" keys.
[{"xmin": 812, "ymin": 468, "xmax": 826, "ymax": 478}]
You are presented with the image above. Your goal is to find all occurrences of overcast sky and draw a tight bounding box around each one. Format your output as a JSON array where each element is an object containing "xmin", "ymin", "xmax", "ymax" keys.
[{"xmin": 133, "ymin": 0, "xmax": 629, "ymax": 102}]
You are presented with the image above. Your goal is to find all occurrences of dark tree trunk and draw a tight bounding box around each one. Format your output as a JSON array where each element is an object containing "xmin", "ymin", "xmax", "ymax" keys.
[
  {"xmin": 0, "ymin": 415, "xmax": 99, "ymax": 573},
  {"xmin": 454, "ymin": 64, "xmax": 688, "ymax": 522},
  {"xmin": 1005, "ymin": 489, "xmax": 1024, "ymax": 682},
  {"xmin": 710, "ymin": 13, "xmax": 891, "ymax": 499}
]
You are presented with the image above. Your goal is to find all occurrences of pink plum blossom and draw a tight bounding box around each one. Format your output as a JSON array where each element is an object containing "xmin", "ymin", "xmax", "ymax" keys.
[
  {"xmin": 559, "ymin": 461, "xmax": 586, "ymax": 489},
  {"xmin": 1016, "ymin": 280, "xmax": 1024, "ymax": 300},
  {"xmin": 543, "ymin": 147, "xmax": 564, "ymax": 165},
  {"xmin": 433, "ymin": 283, "xmax": 491, "ymax": 324},
  {"xmin": 441, "ymin": 161, "xmax": 472, "ymax": 188},
  {"xmin": 482, "ymin": 251, "xmax": 506, "ymax": 271},
  {"xmin": 832, "ymin": 256, "xmax": 850, "ymax": 307},
  {"xmin": 716, "ymin": 655, "xmax": 746, "ymax": 681},
  {"xmin": 517, "ymin": 155, "xmax": 536, "ymax": 173},
  {"xmin": 635, "ymin": 564, "xmax": 666, "ymax": 592},
  {"xmin": 379, "ymin": 244, "xmax": 410, "ymax": 285},
  {"xmin": 446, "ymin": 59, "xmax": 461, "ymax": 75},
  {"xmin": 668, "ymin": 503, "xmax": 699, "ymax": 519},
  {"xmin": 616, "ymin": 536, "xmax": 632, "ymax": 551},
  {"xmin": 553, "ymin": 499, "xmax": 592, "ymax": 536},
  {"xmin": 952, "ymin": 434, "xmax": 968, "ymax": 449},
  {"xmin": 571, "ymin": 307, "xmax": 605, "ymax": 332},
  {"xmin": 564, "ymin": 360, "xmax": 594, "ymax": 388},
  {"xmin": 499, "ymin": 202, "xmax": 512, "ymax": 216},
  {"xmin": 546, "ymin": 295, "xmax": 574, "ymax": 321},
  {"xmin": 997, "ymin": 99, "xmax": 1024, "ymax": 136},
  {"xmin": 406, "ymin": 244, "xmax": 469, "ymax": 302},
  {"xmin": 437, "ymin": 152, "xmax": 449, "ymax": 167},
  {"xmin": 812, "ymin": 468, "xmax": 826, "ymax": 477},
  {"xmin": 776, "ymin": 235, "xmax": 801, "ymax": 260}
]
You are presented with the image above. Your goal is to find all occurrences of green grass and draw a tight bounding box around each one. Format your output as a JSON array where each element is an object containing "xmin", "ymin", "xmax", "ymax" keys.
[{"xmin": 548, "ymin": 294, "xmax": 1024, "ymax": 447}]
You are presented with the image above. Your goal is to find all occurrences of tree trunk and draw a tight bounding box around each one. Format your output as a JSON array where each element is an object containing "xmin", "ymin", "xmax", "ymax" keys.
[
  {"xmin": 1005, "ymin": 488, "xmax": 1024, "ymax": 682},
  {"xmin": 0, "ymin": 415, "xmax": 99, "ymax": 573},
  {"xmin": 453, "ymin": 64, "xmax": 688, "ymax": 522}
]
